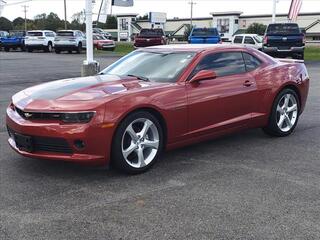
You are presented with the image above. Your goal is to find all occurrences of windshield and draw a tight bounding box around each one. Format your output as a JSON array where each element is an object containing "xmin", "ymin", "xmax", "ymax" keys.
[
  {"xmin": 101, "ymin": 51, "xmax": 196, "ymax": 83},
  {"xmin": 267, "ymin": 24, "xmax": 300, "ymax": 35},
  {"xmin": 253, "ymin": 35, "xmax": 262, "ymax": 43},
  {"xmin": 57, "ymin": 31, "xmax": 74, "ymax": 36},
  {"xmin": 27, "ymin": 32, "xmax": 43, "ymax": 36},
  {"xmin": 192, "ymin": 28, "xmax": 218, "ymax": 37}
]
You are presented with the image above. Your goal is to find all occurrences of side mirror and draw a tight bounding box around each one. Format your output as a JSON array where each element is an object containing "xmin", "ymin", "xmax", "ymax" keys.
[{"xmin": 190, "ymin": 70, "xmax": 217, "ymax": 83}]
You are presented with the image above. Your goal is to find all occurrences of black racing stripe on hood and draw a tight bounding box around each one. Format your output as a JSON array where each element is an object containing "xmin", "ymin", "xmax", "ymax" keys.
[{"xmin": 23, "ymin": 75, "xmax": 120, "ymax": 100}]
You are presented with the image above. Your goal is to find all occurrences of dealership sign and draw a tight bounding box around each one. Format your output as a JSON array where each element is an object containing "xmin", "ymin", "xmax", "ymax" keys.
[{"xmin": 149, "ymin": 12, "xmax": 167, "ymax": 24}]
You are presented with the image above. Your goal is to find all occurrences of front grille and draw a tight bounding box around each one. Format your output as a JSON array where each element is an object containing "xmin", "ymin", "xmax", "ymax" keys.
[
  {"xmin": 15, "ymin": 107, "xmax": 62, "ymax": 121},
  {"xmin": 7, "ymin": 127, "xmax": 73, "ymax": 154}
]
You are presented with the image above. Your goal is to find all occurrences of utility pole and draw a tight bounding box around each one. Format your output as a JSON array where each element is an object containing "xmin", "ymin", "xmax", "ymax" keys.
[
  {"xmin": 189, "ymin": 0, "xmax": 196, "ymax": 27},
  {"xmin": 22, "ymin": 4, "xmax": 28, "ymax": 31},
  {"xmin": 64, "ymin": 0, "xmax": 67, "ymax": 29}
]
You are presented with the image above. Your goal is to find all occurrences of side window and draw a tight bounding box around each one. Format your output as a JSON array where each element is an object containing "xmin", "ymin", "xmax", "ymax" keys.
[
  {"xmin": 242, "ymin": 52, "xmax": 262, "ymax": 71},
  {"xmin": 234, "ymin": 36, "xmax": 243, "ymax": 44},
  {"xmin": 192, "ymin": 52, "xmax": 246, "ymax": 78},
  {"xmin": 244, "ymin": 36, "xmax": 255, "ymax": 44}
]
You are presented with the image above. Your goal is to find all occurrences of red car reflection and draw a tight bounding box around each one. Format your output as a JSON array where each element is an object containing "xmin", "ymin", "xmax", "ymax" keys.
[
  {"xmin": 93, "ymin": 34, "xmax": 115, "ymax": 51},
  {"xmin": 6, "ymin": 45, "xmax": 309, "ymax": 173}
]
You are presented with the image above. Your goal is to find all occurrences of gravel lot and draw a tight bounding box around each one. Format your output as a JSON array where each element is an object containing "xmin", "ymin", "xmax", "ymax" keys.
[{"xmin": 0, "ymin": 52, "xmax": 320, "ymax": 240}]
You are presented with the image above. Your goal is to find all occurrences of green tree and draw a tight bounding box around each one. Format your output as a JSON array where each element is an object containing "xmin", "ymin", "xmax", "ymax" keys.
[
  {"xmin": 12, "ymin": 17, "xmax": 25, "ymax": 29},
  {"xmin": 0, "ymin": 17, "xmax": 13, "ymax": 31},
  {"xmin": 137, "ymin": 13, "xmax": 148, "ymax": 20},
  {"xmin": 246, "ymin": 23, "xmax": 267, "ymax": 35}
]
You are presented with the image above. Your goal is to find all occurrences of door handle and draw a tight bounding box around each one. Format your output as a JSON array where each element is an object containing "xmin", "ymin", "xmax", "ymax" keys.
[{"xmin": 243, "ymin": 80, "xmax": 253, "ymax": 87}]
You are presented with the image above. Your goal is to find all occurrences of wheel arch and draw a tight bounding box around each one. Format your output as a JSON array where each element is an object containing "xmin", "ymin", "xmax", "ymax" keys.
[
  {"xmin": 276, "ymin": 83, "xmax": 302, "ymax": 113},
  {"xmin": 112, "ymin": 106, "xmax": 168, "ymax": 149}
]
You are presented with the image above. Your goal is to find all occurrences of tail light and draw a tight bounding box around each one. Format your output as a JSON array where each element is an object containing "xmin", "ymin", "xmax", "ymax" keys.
[
  {"xmin": 263, "ymin": 36, "xmax": 268, "ymax": 45},
  {"xmin": 302, "ymin": 35, "xmax": 306, "ymax": 44}
]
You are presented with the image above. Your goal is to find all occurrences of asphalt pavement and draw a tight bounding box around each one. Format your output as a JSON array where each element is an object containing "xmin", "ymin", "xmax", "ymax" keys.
[{"xmin": 0, "ymin": 51, "xmax": 320, "ymax": 240}]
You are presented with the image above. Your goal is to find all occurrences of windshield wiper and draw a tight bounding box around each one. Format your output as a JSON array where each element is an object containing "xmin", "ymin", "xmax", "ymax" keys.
[{"xmin": 127, "ymin": 74, "xmax": 150, "ymax": 82}]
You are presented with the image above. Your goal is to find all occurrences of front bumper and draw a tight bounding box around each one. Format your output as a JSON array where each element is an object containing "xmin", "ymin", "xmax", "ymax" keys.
[
  {"xmin": 6, "ymin": 106, "xmax": 113, "ymax": 166},
  {"xmin": 97, "ymin": 44, "xmax": 116, "ymax": 50}
]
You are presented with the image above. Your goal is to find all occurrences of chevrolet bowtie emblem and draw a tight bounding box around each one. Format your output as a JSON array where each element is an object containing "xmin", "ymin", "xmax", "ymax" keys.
[{"xmin": 24, "ymin": 112, "xmax": 33, "ymax": 118}]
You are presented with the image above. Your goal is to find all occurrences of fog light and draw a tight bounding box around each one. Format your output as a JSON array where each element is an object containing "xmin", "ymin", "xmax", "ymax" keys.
[{"xmin": 74, "ymin": 140, "xmax": 85, "ymax": 150}]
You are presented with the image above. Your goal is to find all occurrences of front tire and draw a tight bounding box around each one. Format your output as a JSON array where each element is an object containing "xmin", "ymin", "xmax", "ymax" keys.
[
  {"xmin": 111, "ymin": 111, "xmax": 164, "ymax": 174},
  {"xmin": 263, "ymin": 88, "xmax": 300, "ymax": 137}
]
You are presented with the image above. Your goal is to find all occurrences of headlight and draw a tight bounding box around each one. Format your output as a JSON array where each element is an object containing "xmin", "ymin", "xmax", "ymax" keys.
[{"xmin": 61, "ymin": 112, "xmax": 95, "ymax": 123}]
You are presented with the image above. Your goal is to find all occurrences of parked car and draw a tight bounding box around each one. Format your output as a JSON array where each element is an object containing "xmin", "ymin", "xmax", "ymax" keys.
[
  {"xmin": 54, "ymin": 30, "xmax": 86, "ymax": 54},
  {"xmin": 188, "ymin": 28, "xmax": 221, "ymax": 44},
  {"xmin": 93, "ymin": 34, "xmax": 115, "ymax": 51},
  {"xmin": 232, "ymin": 34, "xmax": 263, "ymax": 50},
  {"xmin": 25, "ymin": 30, "xmax": 56, "ymax": 52},
  {"xmin": 262, "ymin": 23, "xmax": 305, "ymax": 59},
  {"xmin": 6, "ymin": 45, "xmax": 309, "ymax": 174},
  {"xmin": 93, "ymin": 28, "xmax": 112, "ymax": 39},
  {"xmin": 2, "ymin": 30, "xmax": 26, "ymax": 52},
  {"xmin": 0, "ymin": 30, "xmax": 9, "ymax": 49},
  {"xmin": 134, "ymin": 28, "xmax": 168, "ymax": 48}
]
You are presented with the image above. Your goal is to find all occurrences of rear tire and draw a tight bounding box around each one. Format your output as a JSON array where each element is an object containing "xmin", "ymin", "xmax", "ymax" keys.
[
  {"xmin": 76, "ymin": 43, "xmax": 82, "ymax": 54},
  {"xmin": 111, "ymin": 111, "xmax": 164, "ymax": 174},
  {"xmin": 263, "ymin": 88, "xmax": 300, "ymax": 137},
  {"xmin": 55, "ymin": 49, "xmax": 61, "ymax": 54},
  {"xmin": 4, "ymin": 47, "xmax": 10, "ymax": 52},
  {"xmin": 27, "ymin": 47, "xmax": 33, "ymax": 52}
]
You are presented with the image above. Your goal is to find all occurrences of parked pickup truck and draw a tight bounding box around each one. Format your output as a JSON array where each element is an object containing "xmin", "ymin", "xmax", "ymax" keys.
[
  {"xmin": 134, "ymin": 28, "xmax": 168, "ymax": 48},
  {"xmin": 262, "ymin": 23, "xmax": 305, "ymax": 60},
  {"xmin": 188, "ymin": 28, "xmax": 221, "ymax": 44},
  {"xmin": 2, "ymin": 30, "xmax": 26, "ymax": 52}
]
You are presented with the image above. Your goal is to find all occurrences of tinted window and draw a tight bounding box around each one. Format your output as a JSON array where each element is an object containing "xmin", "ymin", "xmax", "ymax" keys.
[
  {"xmin": 234, "ymin": 36, "xmax": 243, "ymax": 43},
  {"xmin": 244, "ymin": 36, "xmax": 255, "ymax": 44},
  {"xmin": 242, "ymin": 52, "xmax": 261, "ymax": 71},
  {"xmin": 57, "ymin": 31, "xmax": 74, "ymax": 36},
  {"xmin": 193, "ymin": 52, "xmax": 246, "ymax": 78},
  {"xmin": 266, "ymin": 23, "xmax": 300, "ymax": 35},
  {"xmin": 27, "ymin": 32, "xmax": 43, "ymax": 36},
  {"xmin": 192, "ymin": 28, "xmax": 219, "ymax": 37},
  {"xmin": 139, "ymin": 29, "xmax": 164, "ymax": 36}
]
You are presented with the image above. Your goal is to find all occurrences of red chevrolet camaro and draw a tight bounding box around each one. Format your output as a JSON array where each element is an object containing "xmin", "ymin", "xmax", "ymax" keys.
[{"xmin": 6, "ymin": 45, "xmax": 309, "ymax": 173}]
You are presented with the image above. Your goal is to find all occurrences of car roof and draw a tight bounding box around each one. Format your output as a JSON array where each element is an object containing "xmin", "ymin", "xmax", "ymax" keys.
[
  {"xmin": 145, "ymin": 44, "xmax": 249, "ymax": 53},
  {"xmin": 27, "ymin": 30, "xmax": 54, "ymax": 32}
]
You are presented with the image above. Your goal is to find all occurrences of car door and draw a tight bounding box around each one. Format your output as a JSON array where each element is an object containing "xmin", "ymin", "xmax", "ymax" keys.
[
  {"xmin": 186, "ymin": 51, "xmax": 258, "ymax": 136},
  {"xmin": 244, "ymin": 36, "xmax": 256, "ymax": 48}
]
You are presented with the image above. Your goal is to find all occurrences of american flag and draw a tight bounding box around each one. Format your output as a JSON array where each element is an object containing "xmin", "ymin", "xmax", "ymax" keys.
[{"xmin": 288, "ymin": 0, "xmax": 303, "ymax": 22}]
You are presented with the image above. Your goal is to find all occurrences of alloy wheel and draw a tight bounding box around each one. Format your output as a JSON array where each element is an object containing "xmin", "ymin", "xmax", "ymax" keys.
[
  {"xmin": 276, "ymin": 93, "xmax": 298, "ymax": 132},
  {"xmin": 121, "ymin": 118, "xmax": 160, "ymax": 169}
]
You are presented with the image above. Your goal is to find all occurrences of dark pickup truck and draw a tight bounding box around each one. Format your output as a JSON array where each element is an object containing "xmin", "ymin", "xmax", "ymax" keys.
[
  {"xmin": 262, "ymin": 23, "xmax": 305, "ymax": 60},
  {"xmin": 134, "ymin": 29, "xmax": 168, "ymax": 48},
  {"xmin": 2, "ymin": 30, "xmax": 26, "ymax": 52}
]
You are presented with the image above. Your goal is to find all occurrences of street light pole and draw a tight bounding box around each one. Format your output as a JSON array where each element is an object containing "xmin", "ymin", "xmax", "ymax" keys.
[
  {"xmin": 272, "ymin": 0, "xmax": 277, "ymax": 23},
  {"xmin": 22, "ymin": 4, "xmax": 28, "ymax": 32},
  {"xmin": 82, "ymin": 0, "xmax": 99, "ymax": 77},
  {"xmin": 64, "ymin": 0, "xmax": 67, "ymax": 29}
]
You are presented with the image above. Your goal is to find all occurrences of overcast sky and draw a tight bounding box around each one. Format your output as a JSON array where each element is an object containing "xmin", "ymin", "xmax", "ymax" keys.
[{"xmin": 1, "ymin": 0, "xmax": 319, "ymax": 21}]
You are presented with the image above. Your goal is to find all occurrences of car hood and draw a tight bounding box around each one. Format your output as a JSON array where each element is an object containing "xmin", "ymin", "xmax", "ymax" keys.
[{"xmin": 12, "ymin": 74, "xmax": 166, "ymax": 111}]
